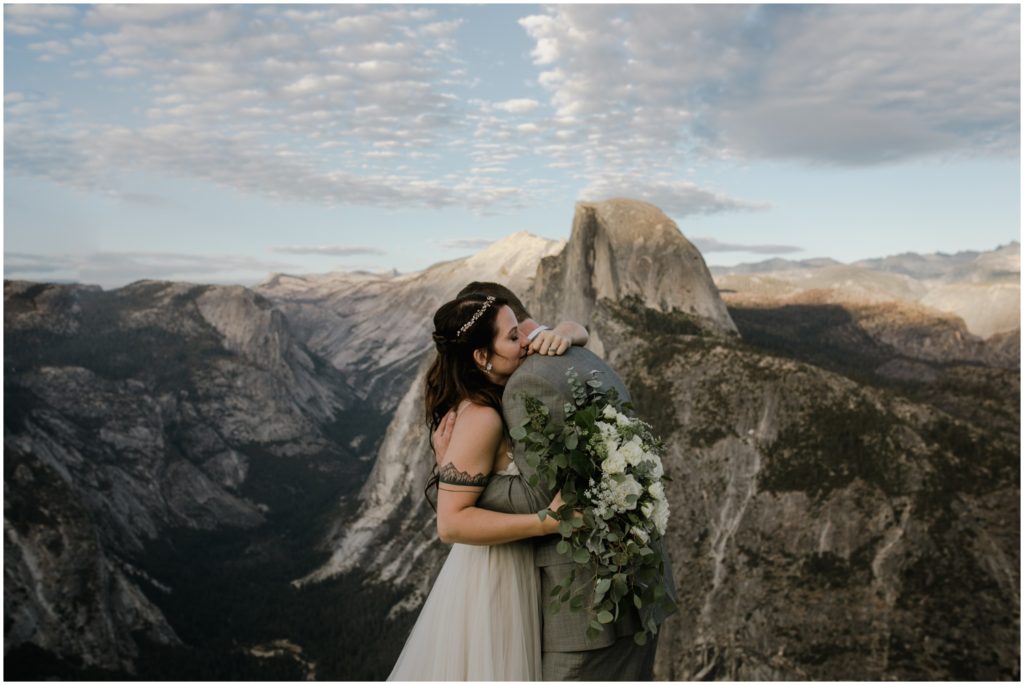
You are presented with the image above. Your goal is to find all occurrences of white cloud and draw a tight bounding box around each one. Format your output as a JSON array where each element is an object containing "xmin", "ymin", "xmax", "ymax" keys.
[
  {"xmin": 5, "ymin": 250, "xmax": 298, "ymax": 290},
  {"xmin": 492, "ymin": 98, "xmax": 540, "ymax": 113},
  {"xmin": 440, "ymin": 238, "xmax": 495, "ymax": 250},
  {"xmin": 28, "ymin": 40, "xmax": 71, "ymax": 56},
  {"xmin": 5, "ymin": 4, "xmax": 78, "ymax": 34},
  {"xmin": 270, "ymin": 245, "xmax": 387, "ymax": 257},
  {"xmin": 579, "ymin": 175, "xmax": 769, "ymax": 218},
  {"xmin": 690, "ymin": 237, "xmax": 803, "ymax": 255},
  {"xmin": 5, "ymin": 113, "xmax": 524, "ymax": 211},
  {"xmin": 519, "ymin": 4, "xmax": 1019, "ymax": 165},
  {"xmin": 6, "ymin": 6, "xmax": 529, "ymax": 211},
  {"xmin": 84, "ymin": 5, "xmax": 208, "ymax": 25}
]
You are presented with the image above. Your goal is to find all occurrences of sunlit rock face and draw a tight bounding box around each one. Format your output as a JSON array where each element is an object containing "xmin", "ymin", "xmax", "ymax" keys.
[
  {"xmin": 289, "ymin": 232, "xmax": 568, "ymax": 591},
  {"xmin": 530, "ymin": 199, "xmax": 739, "ymax": 354},
  {"xmin": 256, "ymin": 232, "xmax": 567, "ymax": 416},
  {"xmin": 714, "ymin": 240, "xmax": 1020, "ymax": 339}
]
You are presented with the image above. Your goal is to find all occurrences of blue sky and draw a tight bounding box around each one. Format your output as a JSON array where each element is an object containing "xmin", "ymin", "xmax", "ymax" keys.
[{"xmin": 4, "ymin": 3, "xmax": 1020, "ymax": 289}]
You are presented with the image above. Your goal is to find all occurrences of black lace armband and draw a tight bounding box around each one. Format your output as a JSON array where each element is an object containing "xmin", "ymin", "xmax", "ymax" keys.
[{"xmin": 438, "ymin": 462, "xmax": 490, "ymax": 487}]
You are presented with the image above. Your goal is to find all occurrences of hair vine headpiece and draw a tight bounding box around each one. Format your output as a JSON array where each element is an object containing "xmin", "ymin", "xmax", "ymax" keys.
[{"xmin": 457, "ymin": 295, "xmax": 495, "ymax": 337}]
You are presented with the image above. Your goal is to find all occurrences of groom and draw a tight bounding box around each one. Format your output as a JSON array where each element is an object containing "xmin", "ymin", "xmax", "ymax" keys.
[{"xmin": 457, "ymin": 282, "xmax": 678, "ymax": 681}]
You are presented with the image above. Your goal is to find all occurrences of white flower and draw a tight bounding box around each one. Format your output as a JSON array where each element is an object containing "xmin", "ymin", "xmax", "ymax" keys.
[
  {"xmin": 653, "ymin": 498, "xmax": 670, "ymax": 535},
  {"xmin": 620, "ymin": 436, "xmax": 644, "ymax": 467},
  {"xmin": 648, "ymin": 481, "xmax": 665, "ymax": 501},
  {"xmin": 631, "ymin": 526, "xmax": 650, "ymax": 544},
  {"xmin": 648, "ymin": 457, "xmax": 664, "ymax": 479},
  {"xmin": 596, "ymin": 421, "xmax": 619, "ymax": 448},
  {"xmin": 616, "ymin": 412, "xmax": 631, "ymax": 427},
  {"xmin": 608, "ymin": 474, "xmax": 644, "ymax": 511},
  {"xmin": 601, "ymin": 448, "xmax": 626, "ymax": 474},
  {"xmin": 602, "ymin": 405, "xmax": 617, "ymax": 420},
  {"xmin": 641, "ymin": 501, "xmax": 655, "ymax": 519}
]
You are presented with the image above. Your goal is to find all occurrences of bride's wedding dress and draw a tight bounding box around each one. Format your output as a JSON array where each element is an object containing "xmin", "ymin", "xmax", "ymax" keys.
[{"xmin": 388, "ymin": 460, "xmax": 542, "ymax": 681}]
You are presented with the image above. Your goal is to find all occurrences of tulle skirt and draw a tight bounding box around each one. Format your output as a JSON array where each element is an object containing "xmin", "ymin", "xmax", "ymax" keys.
[{"xmin": 388, "ymin": 540, "xmax": 542, "ymax": 681}]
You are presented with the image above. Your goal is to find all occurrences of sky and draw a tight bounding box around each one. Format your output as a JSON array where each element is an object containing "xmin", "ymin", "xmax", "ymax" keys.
[{"xmin": 3, "ymin": 3, "xmax": 1021, "ymax": 289}]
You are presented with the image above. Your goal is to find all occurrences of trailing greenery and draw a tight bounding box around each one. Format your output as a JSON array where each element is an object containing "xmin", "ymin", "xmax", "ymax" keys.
[{"xmin": 513, "ymin": 368, "xmax": 676, "ymax": 645}]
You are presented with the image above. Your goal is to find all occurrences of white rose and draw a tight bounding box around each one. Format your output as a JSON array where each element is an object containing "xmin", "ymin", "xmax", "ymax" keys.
[
  {"xmin": 610, "ymin": 474, "xmax": 644, "ymax": 511},
  {"xmin": 641, "ymin": 501, "xmax": 655, "ymax": 519},
  {"xmin": 602, "ymin": 405, "xmax": 617, "ymax": 420},
  {"xmin": 620, "ymin": 437, "xmax": 645, "ymax": 467},
  {"xmin": 648, "ymin": 481, "xmax": 665, "ymax": 501},
  {"xmin": 631, "ymin": 527, "xmax": 650, "ymax": 544},
  {"xmin": 616, "ymin": 412, "xmax": 631, "ymax": 427},
  {"xmin": 601, "ymin": 448, "xmax": 626, "ymax": 474},
  {"xmin": 648, "ymin": 458, "xmax": 664, "ymax": 479}
]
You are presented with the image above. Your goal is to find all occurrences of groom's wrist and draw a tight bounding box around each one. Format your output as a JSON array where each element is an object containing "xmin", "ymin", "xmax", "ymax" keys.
[{"xmin": 526, "ymin": 324, "xmax": 549, "ymax": 342}]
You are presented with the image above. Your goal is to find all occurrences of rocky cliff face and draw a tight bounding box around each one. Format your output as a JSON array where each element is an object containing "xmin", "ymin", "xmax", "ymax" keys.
[
  {"xmin": 256, "ymin": 232, "xmax": 565, "ymax": 418},
  {"xmin": 288, "ymin": 232, "xmax": 566, "ymax": 591},
  {"xmin": 595, "ymin": 299, "xmax": 1018, "ymax": 680},
  {"xmin": 306, "ymin": 199, "xmax": 1017, "ymax": 680},
  {"xmin": 4, "ymin": 279, "xmax": 356, "ymax": 673},
  {"xmin": 530, "ymin": 199, "xmax": 738, "ymax": 356},
  {"xmin": 5, "ymin": 202, "xmax": 1018, "ymax": 680}
]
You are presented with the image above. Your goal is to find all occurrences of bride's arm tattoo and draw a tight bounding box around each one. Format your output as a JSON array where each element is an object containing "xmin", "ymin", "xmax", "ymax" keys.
[{"xmin": 438, "ymin": 462, "xmax": 490, "ymax": 488}]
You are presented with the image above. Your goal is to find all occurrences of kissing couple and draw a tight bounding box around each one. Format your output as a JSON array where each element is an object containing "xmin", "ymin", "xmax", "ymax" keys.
[{"xmin": 388, "ymin": 281, "xmax": 678, "ymax": 681}]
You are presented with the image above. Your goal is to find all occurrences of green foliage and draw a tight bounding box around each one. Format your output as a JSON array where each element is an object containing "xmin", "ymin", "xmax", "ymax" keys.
[
  {"xmin": 517, "ymin": 367, "xmax": 676, "ymax": 643},
  {"xmin": 608, "ymin": 295, "xmax": 709, "ymax": 338},
  {"xmin": 761, "ymin": 393, "xmax": 903, "ymax": 501},
  {"xmin": 6, "ymin": 286, "xmax": 230, "ymax": 389}
]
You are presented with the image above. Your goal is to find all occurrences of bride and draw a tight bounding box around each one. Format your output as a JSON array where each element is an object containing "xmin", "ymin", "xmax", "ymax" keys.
[{"xmin": 388, "ymin": 291, "xmax": 586, "ymax": 681}]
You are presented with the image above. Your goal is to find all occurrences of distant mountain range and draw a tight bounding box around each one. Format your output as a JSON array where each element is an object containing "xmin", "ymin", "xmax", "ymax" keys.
[
  {"xmin": 711, "ymin": 241, "xmax": 1020, "ymax": 338},
  {"xmin": 4, "ymin": 201, "xmax": 1019, "ymax": 680}
]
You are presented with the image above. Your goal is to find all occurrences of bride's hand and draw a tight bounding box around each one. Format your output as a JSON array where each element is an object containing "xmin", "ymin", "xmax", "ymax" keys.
[
  {"xmin": 431, "ymin": 411, "xmax": 456, "ymax": 464},
  {"xmin": 546, "ymin": 490, "xmax": 584, "ymax": 526},
  {"xmin": 528, "ymin": 329, "xmax": 571, "ymax": 356}
]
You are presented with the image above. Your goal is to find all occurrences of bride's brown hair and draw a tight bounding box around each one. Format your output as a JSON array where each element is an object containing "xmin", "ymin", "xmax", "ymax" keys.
[{"xmin": 423, "ymin": 292, "xmax": 509, "ymax": 508}]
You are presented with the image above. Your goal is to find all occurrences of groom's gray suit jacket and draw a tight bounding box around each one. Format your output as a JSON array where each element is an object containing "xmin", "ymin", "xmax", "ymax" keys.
[{"xmin": 477, "ymin": 346, "xmax": 678, "ymax": 654}]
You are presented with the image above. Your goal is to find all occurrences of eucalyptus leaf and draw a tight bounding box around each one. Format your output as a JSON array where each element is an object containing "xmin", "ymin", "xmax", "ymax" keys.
[
  {"xmin": 597, "ymin": 610, "xmax": 614, "ymax": 624},
  {"xmin": 510, "ymin": 425, "xmax": 527, "ymax": 440},
  {"xmin": 572, "ymin": 547, "xmax": 590, "ymax": 564},
  {"xmin": 556, "ymin": 540, "xmax": 570, "ymax": 556},
  {"xmin": 633, "ymin": 631, "xmax": 647, "ymax": 646}
]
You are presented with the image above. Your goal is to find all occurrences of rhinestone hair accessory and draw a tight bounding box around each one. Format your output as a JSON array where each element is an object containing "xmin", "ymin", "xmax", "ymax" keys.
[{"xmin": 457, "ymin": 295, "xmax": 496, "ymax": 337}]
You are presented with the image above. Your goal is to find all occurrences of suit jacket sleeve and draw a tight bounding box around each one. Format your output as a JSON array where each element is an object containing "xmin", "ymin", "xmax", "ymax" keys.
[{"xmin": 475, "ymin": 369, "xmax": 563, "ymax": 515}]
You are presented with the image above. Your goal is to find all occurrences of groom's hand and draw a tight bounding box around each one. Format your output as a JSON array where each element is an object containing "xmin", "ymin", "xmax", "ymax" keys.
[
  {"xmin": 431, "ymin": 410, "xmax": 456, "ymax": 464},
  {"xmin": 528, "ymin": 329, "xmax": 571, "ymax": 356}
]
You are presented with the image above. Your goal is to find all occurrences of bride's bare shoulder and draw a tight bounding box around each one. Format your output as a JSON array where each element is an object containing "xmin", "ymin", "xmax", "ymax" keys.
[{"xmin": 454, "ymin": 401, "xmax": 502, "ymax": 432}]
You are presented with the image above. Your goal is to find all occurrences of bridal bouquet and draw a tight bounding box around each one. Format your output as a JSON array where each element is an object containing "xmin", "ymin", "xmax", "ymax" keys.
[{"xmin": 510, "ymin": 368, "xmax": 675, "ymax": 645}]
